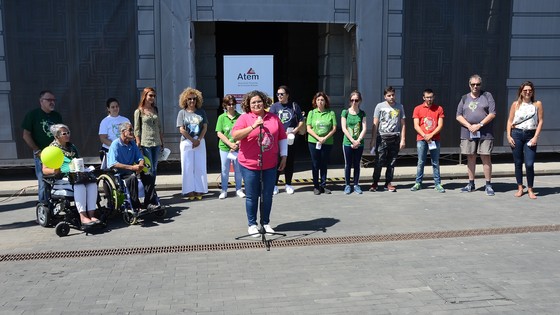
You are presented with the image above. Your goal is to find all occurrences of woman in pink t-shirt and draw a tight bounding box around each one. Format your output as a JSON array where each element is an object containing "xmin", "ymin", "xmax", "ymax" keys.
[{"xmin": 232, "ymin": 90, "xmax": 287, "ymax": 237}]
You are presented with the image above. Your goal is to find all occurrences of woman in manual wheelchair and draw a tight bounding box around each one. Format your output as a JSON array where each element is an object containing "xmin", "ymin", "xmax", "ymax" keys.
[{"xmin": 39, "ymin": 124, "xmax": 102, "ymax": 235}]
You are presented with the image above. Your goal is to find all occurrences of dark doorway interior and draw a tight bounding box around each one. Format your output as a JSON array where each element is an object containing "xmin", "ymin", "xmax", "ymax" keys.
[{"xmin": 215, "ymin": 22, "xmax": 320, "ymax": 163}]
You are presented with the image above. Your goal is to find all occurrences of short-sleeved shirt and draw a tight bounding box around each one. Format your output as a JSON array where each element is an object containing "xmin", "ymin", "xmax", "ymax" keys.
[
  {"xmin": 215, "ymin": 111, "xmax": 241, "ymax": 152},
  {"xmin": 456, "ymin": 92, "xmax": 496, "ymax": 139},
  {"xmin": 48, "ymin": 140, "xmax": 79, "ymax": 175},
  {"xmin": 21, "ymin": 108, "xmax": 63, "ymax": 149},
  {"xmin": 176, "ymin": 108, "xmax": 208, "ymax": 140},
  {"xmin": 341, "ymin": 109, "xmax": 366, "ymax": 146},
  {"xmin": 134, "ymin": 109, "xmax": 162, "ymax": 147},
  {"xmin": 98, "ymin": 115, "xmax": 130, "ymax": 149},
  {"xmin": 232, "ymin": 112, "xmax": 287, "ymax": 170},
  {"xmin": 107, "ymin": 138, "xmax": 144, "ymax": 175},
  {"xmin": 269, "ymin": 101, "xmax": 304, "ymax": 131},
  {"xmin": 306, "ymin": 108, "xmax": 337, "ymax": 145},
  {"xmin": 374, "ymin": 101, "xmax": 406, "ymax": 136},
  {"xmin": 413, "ymin": 103, "xmax": 445, "ymax": 141}
]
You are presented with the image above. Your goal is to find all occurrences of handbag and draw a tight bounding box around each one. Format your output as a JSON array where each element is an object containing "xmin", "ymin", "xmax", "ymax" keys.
[{"xmin": 68, "ymin": 171, "xmax": 97, "ymax": 185}]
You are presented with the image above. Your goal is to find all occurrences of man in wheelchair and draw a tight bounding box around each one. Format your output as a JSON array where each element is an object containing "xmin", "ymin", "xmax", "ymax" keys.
[{"xmin": 107, "ymin": 122, "xmax": 160, "ymax": 213}]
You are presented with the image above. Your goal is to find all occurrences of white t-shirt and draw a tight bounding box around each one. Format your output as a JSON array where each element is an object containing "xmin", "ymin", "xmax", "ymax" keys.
[{"xmin": 98, "ymin": 115, "xmax": 130, "ymax": 149}]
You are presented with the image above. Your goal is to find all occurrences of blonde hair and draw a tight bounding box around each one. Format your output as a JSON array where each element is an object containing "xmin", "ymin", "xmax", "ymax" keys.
[{"xmin": 178, "ymin": 87, "xmax": 203, "ymax": 109}]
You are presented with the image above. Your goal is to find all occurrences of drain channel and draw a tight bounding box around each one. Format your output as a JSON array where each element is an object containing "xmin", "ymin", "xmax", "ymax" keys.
[{"xmin": 1, "ymin": 224, "xmax": 558, "ymax": 262}]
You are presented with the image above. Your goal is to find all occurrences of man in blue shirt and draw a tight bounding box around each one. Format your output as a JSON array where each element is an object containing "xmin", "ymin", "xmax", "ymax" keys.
[{"xmin": 107, "ymin": 122, "xmax": 159, "ymax": 211}]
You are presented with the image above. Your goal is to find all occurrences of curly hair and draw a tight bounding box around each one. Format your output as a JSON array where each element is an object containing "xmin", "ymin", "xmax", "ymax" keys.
[
  {"xmin": 312, "ymin": 92, "xmax": 330, "ymax": 109},
  {"xmin": 179, "ymin": 87, "xmax": 203, "ymax": 109},
  {"xmin": 221, "ymin": 94, "xmax": 237, "ymax": 109},
  {"xmin": 241, "ymin": 90, "xmax": 272, "ymax": 113}
]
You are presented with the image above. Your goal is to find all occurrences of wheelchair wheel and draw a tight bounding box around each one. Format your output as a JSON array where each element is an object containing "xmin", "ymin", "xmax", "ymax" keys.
[
  {"xmin": 123, "ymin": 209, "xmax": 138, "ymax": 225},
  {"xmin": 55, "ymin": 221, "xmax": 70, "ymax": 237},
  {"xmin": 97, "ymin": 173, "xmax": 119, "ymax": 216},
  {"xmin": 36, "ymin": 203, "xmax": 52, "ymax": 227}
]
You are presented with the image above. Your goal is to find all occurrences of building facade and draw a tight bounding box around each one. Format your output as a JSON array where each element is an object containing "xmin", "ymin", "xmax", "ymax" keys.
[{"xmin": 1, "ymin": 0, "xmax": 559, "ymax": 167}]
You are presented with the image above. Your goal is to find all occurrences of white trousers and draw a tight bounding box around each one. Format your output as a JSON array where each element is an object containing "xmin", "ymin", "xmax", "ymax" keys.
[
  {"xmin": 73, "ymin": 182, "xmax": 98, "ymax": 213},
  {"xmin": 180, "ymin": 138, "xmax": 208, "ymax": 194}
]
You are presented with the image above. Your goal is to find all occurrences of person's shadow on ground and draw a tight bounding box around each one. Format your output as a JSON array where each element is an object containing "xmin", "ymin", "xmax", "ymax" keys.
[{"xmin": 273, "ymin": 217, "xmax": 340, "ymax": 237}]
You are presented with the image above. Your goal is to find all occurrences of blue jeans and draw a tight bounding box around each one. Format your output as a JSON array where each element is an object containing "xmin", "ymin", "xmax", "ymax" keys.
[
  {"xmin": 219, "ymin": 150, "xmax": 242, "ymax": 191},
  {"xmin": 308, "ymin": 142, "xmax": 332, "ymax": 188},
  {"xmin": 240, "ymin": 164, "xmax": 277, "ymax": 227},
  {"xmin": 511, "ymin": 128, "xmax": 537, "ymax": 187},
  {"xmin": 343, "ymin": 145, "xmax": 364, "ymax": 186},
  {"xmin": 35, "ymin": 156, "xmax": 47, "ymax": 203},
  {"xmin": 415, "ymin": 140, "xmax": 441, "ymax": 185},
  {"xmin": 142, "ymin": 146, "xmax": 160, "ymax": 179}
]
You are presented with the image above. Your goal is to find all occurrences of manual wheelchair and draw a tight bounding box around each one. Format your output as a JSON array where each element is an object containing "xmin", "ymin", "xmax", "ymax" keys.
[
  {"xmin": 36, "ymin": 176, "xmax": 107, "ymax": 237},
  {"xmin": 96, "ymin": 170, "xmax": 166, "ymax": 225}
]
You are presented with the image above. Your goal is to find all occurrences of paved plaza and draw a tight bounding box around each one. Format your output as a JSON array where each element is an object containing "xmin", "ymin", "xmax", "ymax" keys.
[{"xmin": 1, "ymin": 163, "xmax": 559, "ymax": 314}]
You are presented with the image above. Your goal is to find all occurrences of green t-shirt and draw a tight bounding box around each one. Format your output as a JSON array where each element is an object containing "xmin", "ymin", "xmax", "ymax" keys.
[
  {"xmin": 215, "ymin": 111, "xmax": 240, "ymax": 152},
  {"xmin": 21, "ymin": 108, "xmax": 63, "ymax": 149},
  {"xmin": 306, "ymin": 108, "xmax": 337, "ymax": 145},
  {"xmin": 341, "ymin": 109, "xmax": 366, "ymax": 146}
]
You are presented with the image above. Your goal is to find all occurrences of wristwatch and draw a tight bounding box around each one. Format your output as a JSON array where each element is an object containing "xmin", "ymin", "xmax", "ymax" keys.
[
  {"xmin": 33, "ymin": 149, "xmax": 41, "ymax": 156},
  {"xmin": 479, "ymin": 123, "xmax": 484, "ymax": 127}
]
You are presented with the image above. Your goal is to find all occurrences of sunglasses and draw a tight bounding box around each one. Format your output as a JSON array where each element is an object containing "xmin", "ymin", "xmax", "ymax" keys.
[
  {"xmin": 226, "ymin": 103, "xmax": 236, "ymax": 106},
  {"xmin": 60, "ymin": 131, "xmax": 70, "ymax": 136},
  {"xmin": 187, "ymin": 97, "xmax": 197, "ymax": 101},
  {"xmin": 350, "ymin": 99, "xmax": 360, "ymax": 103},
  {"xmin": 470, "ymin": 83, "xmax": 481, "ymax": 87},
  {"xmin": 522, "ymin": 89, "xmax": 533, "ymax": 93},
  {"xmin": 277, "ymin": 93, "xmax": 285, "ymax": 96}
]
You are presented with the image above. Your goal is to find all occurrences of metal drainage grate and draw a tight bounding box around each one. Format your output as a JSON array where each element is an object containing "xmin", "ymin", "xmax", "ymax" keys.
[{"xmin": 1, "ymin": 224, "xmax": 558, "ymax": 262}]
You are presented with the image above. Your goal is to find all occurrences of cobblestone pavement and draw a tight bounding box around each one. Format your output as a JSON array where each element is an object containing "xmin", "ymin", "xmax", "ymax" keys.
[{"xmin": 1, "ymin": 175, "xmax": 559, "ymax": 314}]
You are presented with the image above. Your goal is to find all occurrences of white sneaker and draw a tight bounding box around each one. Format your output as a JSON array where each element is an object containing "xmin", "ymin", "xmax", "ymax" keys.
[
  {"xmin": 273, "ymin": 186, "xmax": 279, "ymax": 195},
  {"xmin": 219, "ymin": 191, "xmax": 227, "ymax": 199},
  {"xmin": 248, "ymin": 225, "xmax": 259, "ymax": 237},
  {"xmin": 285, "ymin": 185, "xmax": 294, "ymax": 195},
  {"xmin": 263, "ymin": 225, "xmax": 275, "ymax": 235},
  {"xmin": 236, "ymin": 189, "xmax": 246, "ymax": 198}
]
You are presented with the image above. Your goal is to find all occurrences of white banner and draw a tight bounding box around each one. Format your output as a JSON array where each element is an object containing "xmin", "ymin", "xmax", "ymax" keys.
[{"xmin": 224, "ymin": 55, "xmax": 274, "ymax": 113}]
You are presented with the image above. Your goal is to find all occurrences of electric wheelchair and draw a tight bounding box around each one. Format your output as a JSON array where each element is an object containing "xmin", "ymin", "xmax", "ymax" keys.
[{"xmin": 36, "ymin": 176, "xmax": 108, "ymax": 237}]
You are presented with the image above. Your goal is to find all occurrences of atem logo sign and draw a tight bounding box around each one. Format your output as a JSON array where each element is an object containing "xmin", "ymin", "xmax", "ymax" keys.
[{"xmin": 238, "ymin": 68, "xmax": 259, "ymax": 80}]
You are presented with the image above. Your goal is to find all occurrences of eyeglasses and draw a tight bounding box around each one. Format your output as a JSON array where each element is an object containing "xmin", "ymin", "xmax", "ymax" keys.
[
  {"xmin": 277, "ymin": 93, "xmax": 285, "ymax": 96},
  {"xmin": 187, "ymin": 98, "xmax": 196, "ymax": 101},
  {"xmin": 60, "ymin": 131, "xmax": 70, "ymax": 136},
  {"xmin": 350, "ymin": 99, "xmax": 360, "ymax": 103},
  {"xmin": 41, "ymin": 98, "xmax": 56, "ymax": 102},
  {"xmin": 470, "ymin": 83, "xmax": 481, "ymax": 87}
]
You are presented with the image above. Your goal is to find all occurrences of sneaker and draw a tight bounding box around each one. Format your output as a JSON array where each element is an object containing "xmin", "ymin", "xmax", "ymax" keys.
[
  {"xmin": 354, "ymin": 185, "xmax": 363, "ymax": 194},
  {"xmin": 386, "ymin": 184, "xmax": 397, "ymax": 192},
  {"xmin": 322, "ymin": 187, "xmax": 332, "ymax": 194},
  {"xmin": 248, "ymin": 225, "xmax": 259, "ymax": 237},
  {"xmin": 485, "ymin": 185, "xmax": 495, "ymax": 196},
  {"xmin": 434, "ymin": 184, "xmax": 446, "ymax": 193},
  {"xmin": 273, "ymin": 186, "xmax": 279, "ymax": 195},
  {"xmin": 313, "ymin": 188, "xmax": 321, "ymax": 195},
  {"xmin": 219, "ymin": 191, "xmax": 227, "ymax": 199},
  {"xmin": 410, "ymin": 183, "xmax": 422, "ymax": 191},
  {"xmin": 236, "ymin": 189, "xmax": 246, "ymax": 198},
  {"xmin": 344, "ymin": 185, "xmax": 352, "ymax": 194},
  {"xmin": 285, "ymin": 184, "xmax": 295, "ymax": 195},
  {"xmin": 369, "ymin": 183, "xmax": 378, "ymax": 192},
  {"xmin": 263, "ymin": 224, "xmax": 275, "ymax": 235},
  {"xmin": 461, "ymin": 184, "xmax": 475, "ymax": 193},
  {"xmin": 145, "ymin": 204, "xmax": 161, "ymax": 212}
]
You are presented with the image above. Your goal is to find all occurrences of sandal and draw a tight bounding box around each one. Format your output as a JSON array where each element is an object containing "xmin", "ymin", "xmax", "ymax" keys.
[
  {"xmin": 528, "ymin": 191, "xmax": 537, "ymax": 199},
  {"xmin": 514, "ymin": 189, "xmax": 524, "ymax": 197}
]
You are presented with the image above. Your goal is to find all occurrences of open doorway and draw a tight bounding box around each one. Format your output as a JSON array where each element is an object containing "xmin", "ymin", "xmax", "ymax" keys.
[{"xmin": 215, "ymin": 22, "xmax": 320, "ymax": 163}]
